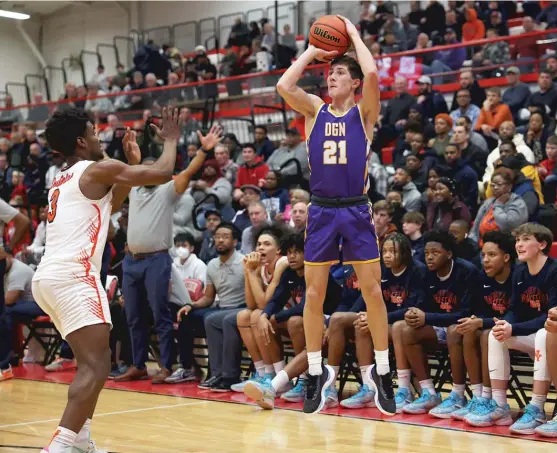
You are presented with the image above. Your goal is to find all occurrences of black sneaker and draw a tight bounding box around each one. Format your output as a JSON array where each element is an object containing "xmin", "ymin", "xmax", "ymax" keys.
[
  {"xmin": 369, "ymin": 365, "xmax": 396, "ymax": 416},
  {"xmin": 303, "ymin": 364, "xmax": 334, "ymax": 414},
  {"xmin": 210, "ymin": 378, "xmax": 241, "ymax": 392},
  {"xmin": 198, "ymin": 375, "xmax": 221, "ymax": 389}
]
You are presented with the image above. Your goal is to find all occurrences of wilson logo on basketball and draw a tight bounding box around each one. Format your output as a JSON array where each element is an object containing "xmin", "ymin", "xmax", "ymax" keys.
[{"xmin": 313, "ymin": 27, "xmax": 341, "ymax": 43}]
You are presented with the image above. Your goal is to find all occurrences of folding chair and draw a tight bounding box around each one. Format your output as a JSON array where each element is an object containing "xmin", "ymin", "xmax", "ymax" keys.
[{"xmin": 21, "ymin": 316, "xmax": 63, "ymax": 366}]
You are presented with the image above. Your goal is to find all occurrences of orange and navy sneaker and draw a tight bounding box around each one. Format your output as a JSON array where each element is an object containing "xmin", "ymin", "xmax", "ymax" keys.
[{"xmin": 0, "ymin": 366, "xmax": 14, "ymax": 382}]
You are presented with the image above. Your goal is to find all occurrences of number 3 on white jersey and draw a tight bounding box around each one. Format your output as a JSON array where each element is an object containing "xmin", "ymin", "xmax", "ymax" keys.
[{"xmin": 323, "ymin": 140, "xmax": 347, "ymax": 165}]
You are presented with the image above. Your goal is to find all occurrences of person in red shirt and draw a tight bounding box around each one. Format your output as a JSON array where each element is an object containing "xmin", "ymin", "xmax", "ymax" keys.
[
  {"xmin": 233, "ymin": 143, "xmax": 269, "ymax": 201},
  {"xmin": 538, "ymin": 135, "xmax": 557, "ymax": 181}
]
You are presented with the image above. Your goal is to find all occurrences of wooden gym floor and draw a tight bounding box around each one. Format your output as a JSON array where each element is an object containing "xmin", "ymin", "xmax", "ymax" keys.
[{"xmin": 0, "ymin": 365, "xmax": 555, "ymax": 453}]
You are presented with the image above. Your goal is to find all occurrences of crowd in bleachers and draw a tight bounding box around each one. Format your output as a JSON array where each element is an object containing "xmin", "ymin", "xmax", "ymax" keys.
[{"xmin": 2, "ymin": 0, "xmax": 557, "ymax": 439}]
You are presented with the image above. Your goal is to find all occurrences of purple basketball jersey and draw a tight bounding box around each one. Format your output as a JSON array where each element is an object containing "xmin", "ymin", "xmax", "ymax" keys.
[{"xmin": 307, "ymin": 104, "xmax": 370, "ymax": 198}]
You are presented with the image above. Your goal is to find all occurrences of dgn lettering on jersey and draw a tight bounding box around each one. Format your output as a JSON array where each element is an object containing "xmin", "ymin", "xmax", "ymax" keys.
[{"xmin": 325, "ymin": 123, "xmax": 346, "ymax": 137}]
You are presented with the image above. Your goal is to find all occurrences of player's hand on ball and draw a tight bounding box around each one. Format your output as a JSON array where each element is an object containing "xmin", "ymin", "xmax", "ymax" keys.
[
  {"xmin": 336, "ymin": 15, "xmax": 359, "ymax": 39},
  {"xmin": 122, "ymin": 128, "xmax": 141, "ymax": 165},
  {"xmin": 150, "ymin": 106, "xmax": 180, "ymax": 141},
  {"xmin": 197, "ymin": 124, "xmax": 223, "ymax": 151},
  {"xmin": 246, "ymin": 252, "xmax": 261, "ymax": 271},
  {"xmin": 308, "ymin": 44, "xmax": 339, "ymax": 62}
]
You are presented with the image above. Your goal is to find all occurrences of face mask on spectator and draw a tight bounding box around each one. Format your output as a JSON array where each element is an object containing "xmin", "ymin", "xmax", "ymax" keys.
[{"xmin": 176, "ymin": 247, "xmax": 190, "ymax": 260}]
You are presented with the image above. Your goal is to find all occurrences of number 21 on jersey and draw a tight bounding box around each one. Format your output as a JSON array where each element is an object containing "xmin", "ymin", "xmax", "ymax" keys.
[
  {"xmin": 47, "ymin": 188, "xmax": 60, "ymax": 223},
  {"xmin": 323, "ymin": 140, "xmax": 347, "ymax": 165}
]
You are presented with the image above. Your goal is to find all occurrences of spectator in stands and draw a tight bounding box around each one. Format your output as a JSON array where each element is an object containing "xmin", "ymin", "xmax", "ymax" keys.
[
  {"xmin": 220, "ymin": 45, "xmax": 238, "ymax": 77},
  {"xmin": 378, "ymin": 76, "xmax": 415, "ymax": 147},
  {"xmin": 544, "ymin": 55, "xmax": 557, "ymax": 83},
  {"xmin": 89, "ymin": 64, "xmax": 109, "ymax": 92},
  {"xmin": 429, "ymin": 113, "xmax": 452, "ymax": 157},
  {"xmin": 512, "ymin": 17, "xmax": 539, "ymax": 73},
  {"xmin": 266, "ymin": 128, "xmax": 309, "ymax": 181},
  {"xmin": 228, "ymin": 17, "xmax": 250, "ymax": 47},
  {"xmin": 186, "ymin": 222, "xmax": 246, "ymax": 390},
  {"xmin": 425, "ymin": 176, "xmax": 471, "ymax": 231},
  {"xmin": 446, "ymin": 9, "xmax": 463, "ymax": 41},
  {"xmin": 537, "ymin": 135, "xmax": 557, "ymax": 182},
  {"xmin": 450, "ymin": 71, "xmax": 486, "ymax": 111},
  {"xmin": 233, "ymin": 185, "xmax": 261, "ymax": 232},
  {"xmin": 442, "ymin": 143, "xmax": 479, "ymax": 213},
  {"xmin": 423, "ymin": 28, "xmax": 466, "ymax": 85},
  {"xmin": 84, "ymin": 82, "xmax": 113, "ymax": 115},
  {"xmin": 502, "ymin": 67, "xmax": 532, "ymax": 121},
  {"xmin": 0, "ymin": 95, "xmax": 23, "ymax": 125},
  {"xmin": 473, "ymin": 28, "xmax": 510, "ymax": 76},
  {"xmin": 450, "ymin": 88, "xmax": 481, "ymax": 129},
  {"xmin": 22, "ymin": 202, "xmax": 46, "ymax": 266},
  {"xmin": 462, "ymin": 7, "xmax": 486, "ymax": 42},
  {"xmin": 235, "ymin": 143, "xmax": 269, "ymax": 193},
  {"xmin": 414, "ymin": 32, "xmax": 434, "ymax": 66},
  {"xmin": 189, "ymin": 160, "xmax": 233, "ymax": 222},
  {"xmin": 254, "ymin": 125, "xmax": 275, "ymax": 161},
  {"xmin": 45, "ymin": 152, "xmax": 64, "ymax": 190},
  {"xmin": 261, "ymin": 23, "xmax": 276, "ymax": 52},
  {"xmin": 199, "ymin": 210, "xmax": 222, "ymax": 264},
  {"xmin": 525, "ymin": 111, "xmax": 551, "ymax": 164},
  {"xmin": 447, "ymin": 219, "xmax": 480, "ymax": 266},
  {"xmin": 497, "ymin": 156, "xmax": 541, "ymax": 220},
  {"xmin": 249, "ymin": 21, "xmax": 261, "ymax": 43},
  {"xmin": 409, "ymin": 0, "xmax": 425, "ymax": 27},
  {"xmin": 405, "ymin": 153, "xmax": 428, "ymax": 192},
  {"xmin": 401, "ymin": 14, "xmax": 419, "ymax": 49},
  {"xmin": 470, "ymin": 170, "xmax": 528, "ymax": 246},
  {"xmin": 178, "ymin": 107, "xmax": 200, "ymax": 147},
  {"xmin": 422, "ymin": 0, "xmax": 446, "ymax": 38},
  {"xmin": 24, "ymin": 143, "xmax": 48, "ymax": 206},
  {"xmin": 451, "ymin": 123, "xmax": 487, "ymax": 178},
  {"xmin": 392, "ymin": 167, "xmax": 422, "ymax": 212},
  {"xmin": 475, "ymin": 87, "xmax": 513, "ymax": 146},
  {"xmin": 381, "ymin": 31, "xmax": 401, "ymax": 54},
  {"xmin": 280, "ymin": 24, "xmax": 297, "ymax": 51},
  {"xmin": 529, "ymin": 71, "xmax": 557, "ymax": 118},
  {"xmin": 215, "ymin": 143, "xmax": 238, "ymax": 187},
  {"xmin": 27, "ymin": 93, "xmax": 49, "ymax": 123},
  {"xmin": 261, "ymin": 170, "xmax": 290, "ymax": 219},
  {"xmin": 195, "ymin": 55, "xmax": 218, "ymax": 99},
  {"xmin": 172, "ymin": 232, "xmax": 207, "ymax": 284},
  {"xmin": 289, "ymin": 202, "xmax": 308, "ymax": 233},
  {"xmin": 487, "ymin": 10, "xmax": 508, "ymax": 36},
  {"xmin": 241, "ymin": 201, "xmax": 269, "ymax": 255},
  {"xmin": 373, "ymin": 200, "xmax": 398, "ymax": 248},
  {"xmin": 537, "ymin": 2, "xmax": 557, "ymax": 28},
  {"xmin": 415, "ymin": 76, "xmax": 448, "ymax": 122}
]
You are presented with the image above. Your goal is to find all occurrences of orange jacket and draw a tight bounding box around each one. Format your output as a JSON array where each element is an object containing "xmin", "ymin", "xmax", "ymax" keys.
[
  {"xmin": 462, "ymin": 8, "xmax": 486, "ymax": 42},
  {"xmin": 475, "ymin": 103, "xmax": 513, "ymax": 131}
]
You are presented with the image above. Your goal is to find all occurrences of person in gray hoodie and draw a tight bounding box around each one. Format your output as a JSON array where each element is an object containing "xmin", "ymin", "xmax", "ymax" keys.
[
  {"xmin": 266, "ymin": 128, "xmax": 309, "ymax": 180},
  {"xmin": 470, "ymin": 171, "xmax": 529, "ymax": 244},
  {"xmin": 392, "ymin": 166, "xmax": 422, "ymax": 212}
]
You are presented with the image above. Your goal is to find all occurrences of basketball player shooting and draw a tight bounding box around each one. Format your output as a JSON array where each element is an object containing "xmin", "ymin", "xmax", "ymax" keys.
[
  {"xmin": 32, "ymin": 107, "xmax": 220, "ymax": 453},
  {"xmin": 276, "ymin": 16, "xmax": 395, "ymax": 415}
]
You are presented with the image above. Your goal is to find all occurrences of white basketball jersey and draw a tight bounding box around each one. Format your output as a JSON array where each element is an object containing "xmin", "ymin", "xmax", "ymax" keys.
[{"xmin": 33, "ymin": 160, "xmax": 113, "ymax": 282}]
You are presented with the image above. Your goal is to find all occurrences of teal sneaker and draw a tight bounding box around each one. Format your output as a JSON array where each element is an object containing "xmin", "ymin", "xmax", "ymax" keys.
[
  {"xmin": 534, "ymin": 414, "xmax": 557, "ymax": 437},
  {"xmin": 429, "ymin": 392, "xmax": 467, "ymax": 419},
  {"xmin": 230, "ymin": 372, "xmax": 262, "ymax": 393},
  {"xmin": 324, "ymin": 385, "xmax": 339, "ymax": 409},
  {"xmin": 281, "ymin": 378, "xmax": 308, "ymax": 402},
  {"xmin": 340, "ymin": 384, "xmax": 376, "ymax": 409},
  {"xmin": 510, "ymin": 404, "xmax": 547, "ymax": 435},
  {"xmin": 402, "ymin": 389, "xmax": 441, "ymax": 414},
  {"xmin": 451, "ymin": 396, "xmax": 484, "ymax": 421},
  {"xmin": 395, "ymin": 387, "xmax": 414, "ymax": 413},
  {"xmin": 244, "ymin": 377, "xmax": 276, "ymax": 410},
  {"xmin": 464, "ymin": 398, "xmax": 513, "ymax": 427}
]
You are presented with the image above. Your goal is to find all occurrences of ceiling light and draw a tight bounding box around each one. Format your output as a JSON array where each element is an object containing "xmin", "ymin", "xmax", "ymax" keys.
[{"xmin": 0, "ymin": 9, "xmax": 30, "ymax": 20}]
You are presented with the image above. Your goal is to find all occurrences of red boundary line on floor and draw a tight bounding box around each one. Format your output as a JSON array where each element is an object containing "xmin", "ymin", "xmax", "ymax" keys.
[{"xmin": 11, "ymin": 365, "xmax": 557, "ymax": 444}]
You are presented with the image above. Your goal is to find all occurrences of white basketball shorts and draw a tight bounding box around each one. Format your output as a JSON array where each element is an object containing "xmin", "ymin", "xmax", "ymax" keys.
[{"xmin": 32, "ymin": 276, "xmax": 112, "ymax": 340}]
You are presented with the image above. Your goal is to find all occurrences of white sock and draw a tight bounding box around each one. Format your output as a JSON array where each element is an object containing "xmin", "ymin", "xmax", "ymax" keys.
[
  {"xmin": 271, "ymin": 370, "xmax": 290, "ymax": 393},
  {"xmin": 374, "ymin": 349, "xmax": 390, "ymax": 375},
  {"xmin": 307, "ymin": 351, "xmax": 322, "ymax": 376},
  {"xmin": 330, "ymin": 365, "xmax": 340, "ymax": 382},
  {"xmin": 482, "ymin": 386, "xmax": 492, "ymax": 399},
  {"xmin": 48, "ymin": 426, "xmax": 77, "ymax": 452},
  {"xmin": 471, "ymin": 384, "xmax": 482, "ymax": 398},
  {"xmin": 360, "ymin": 365, "xmax": 371, "ymax": 386},
  {"xmin": 452, "ymin": 383, "xmax": 466, "ymax": 397},
  {"xmin": 273, "ymin": 360, "xmax": 286, "ymax": 375},
  {"xmin": 492, "ymin": 388, "xmax": 507, "ymax": 407},
  {"xmin": 254, "ymin": 360, "xmax": 265, "ymax": 377},
  {"xmin": 264, "ymin": 364, "xmax": 274, "ymax": 375},
  {"xmin": 397, "ymin": 369, "xmax": 411, "ymax": 390},
  {"xmin": 74, "ymin": 418, "xmax": 91, "ymax": 449},
  {"xmin": 530, "ymin": 393, "xmax": 547, "ymax": 410},
  {"xmin": 419, "ymin": 379, "xmax": 435, "ymax": 394}
]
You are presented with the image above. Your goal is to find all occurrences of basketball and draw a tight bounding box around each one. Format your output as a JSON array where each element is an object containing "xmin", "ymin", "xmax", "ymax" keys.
[{"xmin": 309, "ymin": 15, "xmax": 351, "ymax": 60}]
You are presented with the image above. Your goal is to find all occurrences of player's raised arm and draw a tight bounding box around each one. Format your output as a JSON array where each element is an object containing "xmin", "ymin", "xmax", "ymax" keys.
[
  {"xmin": 276, "ymin": 46, "xmax": 337, "ymax": 118},
  {"xmin": 338, "ymin": 16, "xmax": 380, "ymax": 128},
  {"xmin": 89, "ymin": 107, "xmax": 180, "ymax": 187}
]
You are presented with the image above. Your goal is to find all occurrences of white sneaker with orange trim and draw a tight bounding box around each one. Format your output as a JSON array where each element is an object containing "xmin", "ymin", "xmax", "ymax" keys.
[
  {"xmin": 45, "ymin": 358, "xmax": 77, "ymax": 372},
  {"xmin": 0, "ymin": 366, "xmax": 14, "ymax": 382}
]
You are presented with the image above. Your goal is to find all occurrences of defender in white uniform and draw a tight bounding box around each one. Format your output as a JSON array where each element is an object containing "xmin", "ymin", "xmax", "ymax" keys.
[{"xmin": 34, "ymin": 107, "xmax": 221, "ymax": 453}]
